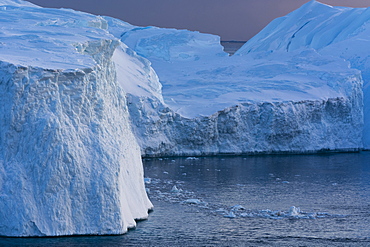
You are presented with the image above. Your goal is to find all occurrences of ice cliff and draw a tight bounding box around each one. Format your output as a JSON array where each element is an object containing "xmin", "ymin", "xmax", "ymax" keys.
[
  {"xmin": 236, "ymin": 0, "xmax": 370, "ymax": 148},
  {"xmin": 108, "ymin": 10, "xmax": 364, "ymax": 156},
  {"xmin": 0, "ymin": 1, "xmax": 152, "ymax": 237}
]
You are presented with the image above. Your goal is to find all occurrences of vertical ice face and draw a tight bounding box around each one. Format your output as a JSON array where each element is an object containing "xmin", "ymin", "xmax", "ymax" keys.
[
  {"xmin": 0, "ymin": 1, "xmax": 152, "ymax": 237},
  {"xmin": 109, "ymin": 16, "xmax": 364, "ymax": 156},
  {"xmin": 0, "ymin": 39, "xmax": 152, "ymax": 237},
  {"xmin": 236, "ymin": 0, "xmax": 370, "ymax": 149}
]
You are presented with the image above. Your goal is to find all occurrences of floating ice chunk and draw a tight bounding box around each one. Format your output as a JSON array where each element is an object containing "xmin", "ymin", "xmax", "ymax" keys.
[
  {"xmin": 240, "ymin": 213, "xmax": 254, "ymax": 218},
  {"xmin": 231, "ymin": 205, "xmax": 246, "ymax": 211},
  {"xmin": 215, "ymin": 208, "xmax": 227, "ymax": 214},
  {"xmin": 144, "ymin": 178, "xmax": 152, "ymax": 184},
  {"xmin": 288, "ymin": 206, "xmax": 301, "ymax": 217},
  {"xmin": 224, "ymin": 211, "xmax": 237, "ymax": 218},
  {"xmin": 170, "ymin": 185, "xmax": 183, "ymax": 193},
  {"xmin": 183, "ymin": 199, "xmax": 202, "ymax": 204},
  {"xmin": 163, "ymin": 171, "xmax": 169, "ymax": 174},
  {"xmin": 282, "ymin": 181, "xmax": 290, "ymax": 184},
  {"xmin": 186, "ymin": 157, "xmax": 199, "ymax": 160}
]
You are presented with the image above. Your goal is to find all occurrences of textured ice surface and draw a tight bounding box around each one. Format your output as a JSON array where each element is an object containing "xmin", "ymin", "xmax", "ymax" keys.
[
  {"xmin": 237, "ymin": 0, "xmax": 370, "ymax": 148},
  {"xmin": 109, "ymin": 13, "xmax": 363, "ymax": 156},
  {"xmin": 0, "ymin": 0, "xmax": 152, "ymax": 237},
  {"xmin": 0, "ymin": 0, "xmax": 367, "ymax": 235}
]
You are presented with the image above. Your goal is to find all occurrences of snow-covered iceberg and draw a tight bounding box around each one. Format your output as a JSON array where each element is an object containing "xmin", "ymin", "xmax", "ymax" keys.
[
  {"xmin": 0, "ymin": 1, "xmax": 152, "ymax": 237},
  {"xmin": 236, "ymin": 0, "xmax": 370, "ymax": 148},
  {"xmin": 107, "ymin": 11, "xmax": 363, "ymax": 156}
]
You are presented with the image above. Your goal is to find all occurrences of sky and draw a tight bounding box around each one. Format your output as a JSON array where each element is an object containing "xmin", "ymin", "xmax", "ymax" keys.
[{"xmin": 28, "ymin": 0, "xmax": 370, "ymax": 41}]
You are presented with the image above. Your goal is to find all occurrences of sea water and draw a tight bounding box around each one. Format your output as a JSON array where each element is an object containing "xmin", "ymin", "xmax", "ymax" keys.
[
  {"xmin": 221, "ymin": 41, "xmax": 246, "ymax": 55},
  {"xmin": 1, "ymin": 152, "xmax": 370, "ymax": 246}
]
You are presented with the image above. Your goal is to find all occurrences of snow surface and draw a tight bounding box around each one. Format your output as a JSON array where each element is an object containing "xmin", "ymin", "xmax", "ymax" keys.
[
  {"xmin": 236, "ymin": 0, "xmax": 370, "ymax": 148},
  {"xmin": 0, "ymin": 0, "xmax": 152, "ymax": 237},
  {"xmin": 109, "ymin": 10, "xmax": 363, "ymax": 156}
]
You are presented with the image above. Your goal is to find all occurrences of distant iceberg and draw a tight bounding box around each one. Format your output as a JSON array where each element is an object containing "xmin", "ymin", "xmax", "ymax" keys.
[
  {"xmin": 236, "ymin": 0, "xmax": 370, "ymax": 149},
  {"xmin": 107, "ymin": 3, "xmax": 364, "ymax": 156}
]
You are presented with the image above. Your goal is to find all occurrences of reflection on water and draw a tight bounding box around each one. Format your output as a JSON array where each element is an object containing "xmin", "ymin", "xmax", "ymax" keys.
[{"xmin": 1, "ymin": 152, "xmax": 370, "ymax": 246}]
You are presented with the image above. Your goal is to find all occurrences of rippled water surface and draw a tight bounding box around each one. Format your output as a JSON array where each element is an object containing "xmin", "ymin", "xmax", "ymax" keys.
[{"xmin": 2, "ymin": 152, "xmax": 370, "ymax": 246}]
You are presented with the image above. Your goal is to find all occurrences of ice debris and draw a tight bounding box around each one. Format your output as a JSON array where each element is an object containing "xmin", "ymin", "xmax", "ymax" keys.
[
  {"xmin": 144, "ymin": 177, "xmax": 345, "ymax": 221},
  {"xmin": 170, "ymin": 185, "xmax": 183, "ymax": 193},
  {"xmin": 183, "ymin": 199, "xmax": 202, "ymax": 205}
]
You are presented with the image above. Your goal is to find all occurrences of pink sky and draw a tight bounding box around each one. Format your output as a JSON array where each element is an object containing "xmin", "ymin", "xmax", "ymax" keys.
[{"xmin": 28, "ymin": 0, "xmax": 370, "ymax": 40}]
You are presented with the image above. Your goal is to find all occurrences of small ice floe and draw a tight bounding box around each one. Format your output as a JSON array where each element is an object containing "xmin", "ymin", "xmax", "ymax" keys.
[
  {"xmin": 240, "ymin": 212, "xmax": 254, "ymax": 218},
  {"xmin": 163, "ymin": 171, "xmax": 169, "ymax": 174},
  {"xmin": 186, "ymin": 157, "xmax": 199, "ymax": 160},
  {"xmin": 276, "ymin": 178, "xmax": 281, "ymax": 181},
  {"xmin": 288, "ymin": 206, "xmax": 301, "ymax": 217},
  {"xmin": 215, "ymin": 208, "xmax": 228, "ymax": 214},
  {"xmin": 182, "ymin": 199, "xmax": 202, "ymax": 205},
  {"xmin": 144, "ymin": 178, "xmax": 151, "ymax": 184},
  {"xmin": 182, "ymin": 173, "xmax": 187, "ymax": 176},
  {"xmin": 170, "ymin": 185, "xmax": 183, "ymax": 193},
  {"xmin": 231, "ymin": 204, "xmax": 246, "ymax": 212},
  {"xmin": 171, "ymin": 160, "xmax": 176, "ymax": 163},
  {"xmin": 224, "ymin": 211, "xmax": 236, "ymax": 218},
  {"xmin": 282, "ymin": 181, "xmax": 290, "ymax": 184}
]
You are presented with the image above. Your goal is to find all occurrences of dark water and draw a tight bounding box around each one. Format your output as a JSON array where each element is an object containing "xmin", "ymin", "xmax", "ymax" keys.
[
  {"xmin": 1, "ymin": 152, "xmax": 370, "ymax": 246},
  {"xmin": 221, "ymin": 41, "xmax": 246, "ymax": 55}
]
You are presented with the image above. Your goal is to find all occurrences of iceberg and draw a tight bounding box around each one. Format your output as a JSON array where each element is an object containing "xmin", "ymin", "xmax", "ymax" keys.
[
  {"xmin": 236, "ymin": 0, "xmax": 370, "ymax": 148},
  {"xmin": 0, "ymin": 0, "xmax": 152, "ymax": 237},
  {"xmin": 108, "ymin": 11, "xmax": 363, "ymax": 156},
  {"xmin": 0, "ymin": 0, "xmax": 367, "ymax": 236}
]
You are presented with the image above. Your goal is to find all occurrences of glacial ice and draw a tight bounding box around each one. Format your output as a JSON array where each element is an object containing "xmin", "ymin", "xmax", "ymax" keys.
[
  {"xmin": 109, "ymin": 10, "xmax": 364, "ymax": 156},
  {"xmin": 0, "ymin": 0, "xmax": 152, "ymax": 237},
  {"xmin": 1, "ymin": 0, "xmax": 369, "ymax": 237},
  {"xmin": 236, "ymin": 0, "xmax": 370, "ymax": 148}
]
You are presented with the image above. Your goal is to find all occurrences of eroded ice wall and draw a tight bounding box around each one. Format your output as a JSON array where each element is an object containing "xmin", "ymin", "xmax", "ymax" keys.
[
  {"xmin": 110, "ymin": 17, "xmax": 364, "ymax": 156},
  {"xmin": 236, "ymin": 0, "xmax": 370, "ymax": 148},
  {"xmin": 0, "ymin": 1, "xmax": 152, "ymax": 237}
]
